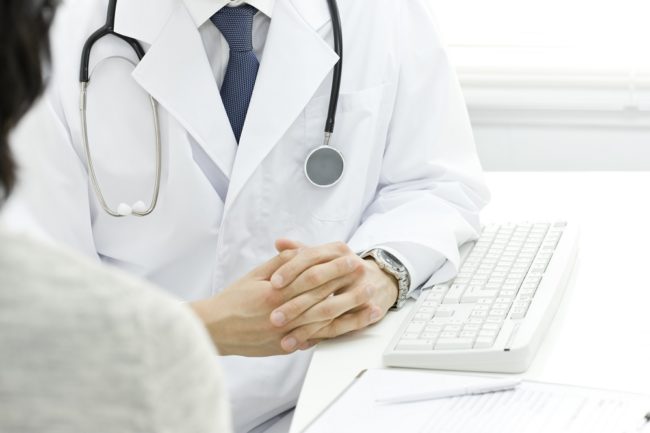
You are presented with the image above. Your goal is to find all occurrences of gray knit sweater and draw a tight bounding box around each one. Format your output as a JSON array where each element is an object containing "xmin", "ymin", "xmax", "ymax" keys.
[{"xmin": 0, "ymin": 230, "xmax": 232, "ymax": 433}]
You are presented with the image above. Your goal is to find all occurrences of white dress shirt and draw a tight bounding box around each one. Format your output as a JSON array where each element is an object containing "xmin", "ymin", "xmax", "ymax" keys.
[{"xmin": 182, "ymin": 0, "xmax": 446, "ymax": 293}]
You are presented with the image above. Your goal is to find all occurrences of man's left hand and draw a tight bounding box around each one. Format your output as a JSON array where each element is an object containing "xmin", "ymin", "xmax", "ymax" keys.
[{"xmin": 270, "ymin": 239, "xmax": 399, "ymax": 352}]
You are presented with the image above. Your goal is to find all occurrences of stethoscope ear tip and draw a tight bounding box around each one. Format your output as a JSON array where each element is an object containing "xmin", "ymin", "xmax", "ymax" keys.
[
  {"xmin": 132, "ymin": 201, "xmax": 147, "ymax": 214},
  {"xmin": 117, "ymin": 203, "xmax": 133, "ymax": 216},
  {"xmin": 116, "ymin": 201, "xmax": 147, "ymax": 216}
]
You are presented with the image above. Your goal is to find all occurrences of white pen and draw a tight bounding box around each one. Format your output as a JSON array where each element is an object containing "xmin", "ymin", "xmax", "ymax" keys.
[{"xmin": 376, "ymin": 378, "xmax": 522, "ymax": 405}]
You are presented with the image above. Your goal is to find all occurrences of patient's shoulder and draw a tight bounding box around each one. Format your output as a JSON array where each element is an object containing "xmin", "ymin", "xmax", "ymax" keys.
[
  {"xmin": 0, "ymin": 228, "xmax": 208, "ymax": 350},
  {"xmin": 0, "ymin": 230, "xmax": 227, "ymax": 431}
]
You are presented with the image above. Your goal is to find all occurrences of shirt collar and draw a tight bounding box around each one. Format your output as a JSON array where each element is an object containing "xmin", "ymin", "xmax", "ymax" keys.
[{"xmin": 183, "ymin": 0, "xmax": 275, "ymax": 27}]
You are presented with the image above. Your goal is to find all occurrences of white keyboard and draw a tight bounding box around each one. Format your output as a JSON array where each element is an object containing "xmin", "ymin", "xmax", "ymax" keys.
[{"xmin": 383, "ymin": 222, "xmax": 579, "ymax": 373}]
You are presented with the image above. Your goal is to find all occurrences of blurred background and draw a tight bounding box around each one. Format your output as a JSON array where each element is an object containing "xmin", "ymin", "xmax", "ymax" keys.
[
  {"xmin": 429, "ymin": 0, "xmax": 650, "ymax": 170},
  {"xmin": 13, "ymin": 0, "xmax": 650, "ymax": 171}
]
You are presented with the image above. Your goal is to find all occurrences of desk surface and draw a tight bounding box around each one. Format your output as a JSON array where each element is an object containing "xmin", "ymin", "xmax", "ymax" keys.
[{"xmin": 290, "ymin": 172, "xmax": 650, "ymax": 433}]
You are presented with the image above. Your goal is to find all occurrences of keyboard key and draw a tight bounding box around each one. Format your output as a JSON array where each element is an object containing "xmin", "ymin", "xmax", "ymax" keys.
[
  {"xmin": 510, "ymin": 307, "xmax": 529, "ymax": 319},
  {"xmin": 402, "ymin": 332, "xmax": 420, "ymax": 340},
  {"xmin": 406, "ymin": 322, "xmax": 426, "ymax": 334},
  {"xmin": 421, "ymin": 332, "xmax": 439, "ymax": 339},
  {"xmin": 460, "ymin": 331, "xmax": 478, "ymax": 340},
  {"xmin": 470, "ymin": 310, "xmax": 487, "ymax": 319},
  {"xmin": 440, "ymin": 331, "xmax": 458, "ymax": 339},
  {"xmin": 489, "ymin": 309, "xmax": 508, "ymax": 318},
  {"xmin": 510, "ymin": 301, "xmax": 531, "ymax": 319},
  {"xmin": 434, "ymin": 306, "xmax": 455, "ymax": 318},
  {"xmin": 444, "ymin": 325, "xmax": 462, "ymax": 333},
  {"xmin": 397, "ymin": 339, "xmax": 435, "ymax": 351},
  {"xmin": 435, "ymin": 338, "xmax": 473, "ymax": 350},
  {"xmin": 513, "ymin": 300, "xmax": 530, "ymax": 309},
  {"xmin": 425, "ymin": 324, "xmax": 443, "ymax": 333},
  {"xmin": 414, "ymin": 312, "xmax": 433, "ymax": 321},
  {"xmin": 474, "ymin": 337, "xmax": 495, "ymax": 349},
  {"xmin": 478, "ymin": 329, "xmax": 498, "ymax": 339},
  {"xmin": 443, "ymin": 285, "xmax": 466, "ymax": 304}
]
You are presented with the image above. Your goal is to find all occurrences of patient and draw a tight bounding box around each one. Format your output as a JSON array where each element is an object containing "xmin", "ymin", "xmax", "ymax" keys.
[{"xmin": 0, "ymin": 1, "xmax": 231, "ymax": 431}]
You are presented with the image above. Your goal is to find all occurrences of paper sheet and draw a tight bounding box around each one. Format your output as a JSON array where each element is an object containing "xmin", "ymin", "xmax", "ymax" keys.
[{"xmin": 302, "ymin": 369, "xmax": 650, "ymax": 433}]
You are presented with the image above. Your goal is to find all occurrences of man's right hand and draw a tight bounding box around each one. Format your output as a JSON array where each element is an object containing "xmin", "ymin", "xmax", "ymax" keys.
[{"xmin": 190, "ymin": 247, "xmax": 362, "ymax": 357}]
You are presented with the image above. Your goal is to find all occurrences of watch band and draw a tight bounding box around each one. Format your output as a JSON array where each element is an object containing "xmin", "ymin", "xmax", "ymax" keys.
[{"xmin": 361, "ymin": 249, "xmax": 411, "ymax": 310}]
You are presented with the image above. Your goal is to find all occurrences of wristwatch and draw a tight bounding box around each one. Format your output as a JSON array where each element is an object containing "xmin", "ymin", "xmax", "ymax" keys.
[{"xmin": 361, "ymin": 249, "xmax": 411, "ymax": 310}]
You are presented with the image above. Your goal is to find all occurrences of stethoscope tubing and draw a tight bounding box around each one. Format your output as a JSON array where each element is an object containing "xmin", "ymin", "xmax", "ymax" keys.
[
  {"xmin": 324, "ymin": 0, "xmax": 343, "ymax": 136},
  {"xmin": 79, "ymin": 0, "xmax": 162, "ymax": 217}
]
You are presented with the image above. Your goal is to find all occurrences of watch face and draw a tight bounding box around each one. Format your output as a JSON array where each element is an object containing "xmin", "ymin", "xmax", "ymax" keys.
[{"xmin": 379, "ymin": 250, "xmax": 401, "ymax": 269}]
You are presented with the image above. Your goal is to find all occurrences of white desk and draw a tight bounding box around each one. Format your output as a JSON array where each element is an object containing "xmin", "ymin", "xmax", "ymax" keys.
[{"xmin": 290, "ymin": 172, "xmax": 650, "ymax": 433}]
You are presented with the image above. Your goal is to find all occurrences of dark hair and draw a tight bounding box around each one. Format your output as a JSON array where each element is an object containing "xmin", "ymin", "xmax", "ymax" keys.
[{"xmin": 0, "ymin": 0, "xmax": 58, "ymax": 200}]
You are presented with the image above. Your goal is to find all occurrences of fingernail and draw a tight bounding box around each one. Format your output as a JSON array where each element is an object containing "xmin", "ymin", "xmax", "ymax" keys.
[
  {"xmin": 366, "ymin": 285, "xmax": 375, "ymax": 297},
  {"xmin": 370, "ymin": 307, "xmax": 381, "ymax": 322},
  {"xmin": 298, "ymin": 342, "xmax": 311, "ymax": 351},
  {"xmin": 283, "ymin": 337, "xmax": 297, "ymax": 351},
  {"xmin": 271, "ymin": 274, "xmax": 284, "ymax": 288},
  {"xmin": 346, "ymin": 257, "xmax": 356, "ymax": 271},
  {"xmin": 271, "ymin": 311, "xmax": 286, "ymax": 327}
]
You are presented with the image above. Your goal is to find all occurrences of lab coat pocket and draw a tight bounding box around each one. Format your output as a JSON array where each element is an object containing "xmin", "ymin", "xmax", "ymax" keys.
[{"xmin": 303, "ymin": 83, "xmax": 390, "ymax": 223}]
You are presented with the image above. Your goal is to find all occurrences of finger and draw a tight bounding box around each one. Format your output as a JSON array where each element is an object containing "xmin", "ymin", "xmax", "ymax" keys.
[
  {"xmin": 282, "ymin": 254, "xmax": 363, "ymax": 300},
  {"xmin": 270, "ymin": 242, "xmax": 353, "ymax": 289},
  {"xmin": 269, "ymin": 272, "xmax": 357, "ymax": 327},
  {"xmin": 249, "ymin": 249, "xmax": 300, "ymax": 280},
  {"xmin": 280, "ymin": 321, "xmax": 330, "ymax": 353},
  {"xmin": 291, "ymin": 284, "xmax": 375, "ymax": 328},
  {"xmin": 297, "ymin": 340, "xmax": 322, "ymax": 351},
  {"xmin": 275, "ymin": 238, "xmax": 306, "ymax": 253},
  {"xmin": 310, "ymin": 305, "xmax": 384, "ymax": 340}
]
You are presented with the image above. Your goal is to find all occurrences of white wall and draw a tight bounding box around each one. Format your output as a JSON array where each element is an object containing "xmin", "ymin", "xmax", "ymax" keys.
[
  {"xmin": 462, "ymin": 72, "xmax": 650, "ymax": 171},
  {"xmin": 472, "ymin": 123, "xmax": 650, "ymax": 171}
]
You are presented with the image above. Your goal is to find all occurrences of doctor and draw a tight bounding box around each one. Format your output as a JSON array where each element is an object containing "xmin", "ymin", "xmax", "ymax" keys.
[{"xmin": 13, "ymin": 0, "xmax": 489, "ymax": 431}]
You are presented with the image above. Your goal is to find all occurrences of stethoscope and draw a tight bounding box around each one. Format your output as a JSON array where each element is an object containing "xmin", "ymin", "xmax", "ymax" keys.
[{"xmin": 79, "ymin": 0, "xmax": 344, "ymax": 218}]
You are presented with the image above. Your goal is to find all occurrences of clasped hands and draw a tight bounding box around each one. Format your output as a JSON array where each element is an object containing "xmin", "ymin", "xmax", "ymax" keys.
[{"xmin": 192, "ymin": 240, "xmax": 399, "ymax": 357}]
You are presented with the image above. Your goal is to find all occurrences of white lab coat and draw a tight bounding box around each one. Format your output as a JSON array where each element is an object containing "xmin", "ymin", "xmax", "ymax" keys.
[{"xmin": 11, "ymin": 0, "xmax": 490, "ymax": 431}]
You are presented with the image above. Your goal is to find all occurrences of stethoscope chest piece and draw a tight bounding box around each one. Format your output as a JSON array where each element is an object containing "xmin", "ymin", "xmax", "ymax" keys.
[{"xmin": 304, "ymin": 145, "xmax": 345, "ymax": 188}]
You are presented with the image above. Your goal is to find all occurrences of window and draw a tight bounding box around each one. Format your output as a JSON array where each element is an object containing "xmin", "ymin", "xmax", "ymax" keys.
[{"xmin": 429, "ymin": 0, "xmax": 650, "ymax": 118}]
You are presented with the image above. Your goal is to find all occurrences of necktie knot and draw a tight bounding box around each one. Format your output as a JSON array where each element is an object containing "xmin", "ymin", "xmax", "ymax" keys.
[{"xmin": 211, "ymin": 5, "xmax": 258, "ymax": 52}]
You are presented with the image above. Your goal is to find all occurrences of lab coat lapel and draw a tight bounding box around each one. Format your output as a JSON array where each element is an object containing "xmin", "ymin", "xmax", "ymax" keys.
[
  {"xmin": 128, "ymin": 3, "xmax": 238, "ymax": 180},
  {"xmin": 224, "ymin": 0, "xmax": 339, "ymax": 210}
]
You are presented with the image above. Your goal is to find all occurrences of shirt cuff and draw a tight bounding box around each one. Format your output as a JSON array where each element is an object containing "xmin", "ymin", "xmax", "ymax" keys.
[{"xmin": 363, "ymin": 242, "xmax": 446, "ymax": 295}]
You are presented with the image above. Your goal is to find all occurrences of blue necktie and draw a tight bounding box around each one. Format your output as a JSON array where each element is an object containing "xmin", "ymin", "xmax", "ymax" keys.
[{"xmin": 211, "ymin": 5, "xmax": 259, "ymax": 143}]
